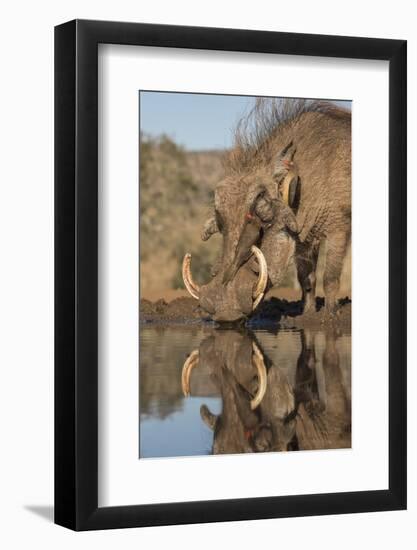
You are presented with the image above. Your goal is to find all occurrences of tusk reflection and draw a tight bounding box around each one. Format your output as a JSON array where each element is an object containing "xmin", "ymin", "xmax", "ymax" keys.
[
  {"xmin": 181, "ymin": 349, "xmax": 199, "ymax": 396},
  {"xmin": 250, "ymin": 341, "xmax": 268, "ymax": 409}
]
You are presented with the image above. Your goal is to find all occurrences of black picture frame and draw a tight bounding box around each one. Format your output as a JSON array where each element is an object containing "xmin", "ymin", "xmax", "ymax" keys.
[{"xmin": 55, "ymin": 19, "xmax": 407, "ymax": 531}]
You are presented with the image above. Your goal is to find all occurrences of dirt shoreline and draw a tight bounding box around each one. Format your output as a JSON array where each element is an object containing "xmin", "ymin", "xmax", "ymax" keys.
[{"xmin": 140, "ymin": 295, "xmax": 351, "ymax": 330}]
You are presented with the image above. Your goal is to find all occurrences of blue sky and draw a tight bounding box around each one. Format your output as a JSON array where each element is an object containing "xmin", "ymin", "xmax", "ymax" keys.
[{"xmin": 140, "ymin": 91, "xmax": 351, "ymax": 151}]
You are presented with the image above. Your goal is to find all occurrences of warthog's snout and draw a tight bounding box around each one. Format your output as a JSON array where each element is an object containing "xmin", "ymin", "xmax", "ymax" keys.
[
  {"xmin": 182, "ymin": 246, "xmax": 268, "ymax": 323},
  {"xmin": 212, "ymin": 309, "xmax": 245, "ymax": 323}
]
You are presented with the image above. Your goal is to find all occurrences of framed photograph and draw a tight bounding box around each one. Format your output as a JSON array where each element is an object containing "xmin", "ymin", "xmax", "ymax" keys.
[{"xmin": 55, "ymin": 19, "xmax": 406, "ymax": 530}]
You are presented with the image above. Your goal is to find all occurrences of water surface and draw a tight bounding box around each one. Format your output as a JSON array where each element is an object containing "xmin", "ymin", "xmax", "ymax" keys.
[{"xmin": 139, "ymin": 326, "xmax": 351, "ymax": 458}]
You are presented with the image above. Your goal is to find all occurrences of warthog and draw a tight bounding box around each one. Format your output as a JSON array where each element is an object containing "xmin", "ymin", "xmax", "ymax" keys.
[
  {"xmin": 182, "ymin": 99, "xmax": 351, "ymax": 322},
  {"xmin": 182, "ymin": 328, "xmax": 351, "ymax": 454}
]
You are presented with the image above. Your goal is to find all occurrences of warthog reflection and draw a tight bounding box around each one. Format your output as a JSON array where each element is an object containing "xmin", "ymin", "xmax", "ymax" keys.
[{"xmin": 182, "ymin": 329, "xmax": 351, "ymax": 454}]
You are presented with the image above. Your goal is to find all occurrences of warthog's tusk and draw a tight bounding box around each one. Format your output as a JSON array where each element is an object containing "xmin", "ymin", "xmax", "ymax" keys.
[
  {"xmin": 182, "ymin": 253, "xmax": 200, "ymax": 300},
  {"xmin": 251, "ymin": 245, "xmax": 268, "ymax": 310},
  {"xmin": 251, "ymin": 341, "xmax": 268, "ymax": 410},
  {"xmin": 181, "ymin": 350, "xmax": 199, "ymax": 396}
]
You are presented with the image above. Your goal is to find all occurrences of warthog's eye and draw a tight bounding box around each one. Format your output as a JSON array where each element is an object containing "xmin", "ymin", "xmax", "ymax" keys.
[
  {"xmin": 254, "ymin": 192, "xmax": 275, "ymax": 223},
  {"xmin": 253, "ymin": 190, "xmax": 266, "ymax": 205}
]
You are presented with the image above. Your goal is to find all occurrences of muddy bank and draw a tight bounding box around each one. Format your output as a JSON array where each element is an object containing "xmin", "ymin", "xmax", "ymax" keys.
[
  {"xmin": 140, "ymin": 297, "xmax": 210, "ymax": 324},
  {"xmin": 140, "ymin": 296, "xmax": 351, "ymax": 329}
]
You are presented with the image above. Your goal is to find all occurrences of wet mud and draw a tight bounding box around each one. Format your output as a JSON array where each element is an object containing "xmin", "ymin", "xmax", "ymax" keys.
[{"xmin": 140, "ymin": 295, "xmax": 351, "ymax": 329}]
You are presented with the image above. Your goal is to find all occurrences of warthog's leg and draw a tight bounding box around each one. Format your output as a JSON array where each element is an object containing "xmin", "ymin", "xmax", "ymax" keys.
[
  {"xmin": 295, "ymin": 242, "xmax": 319, "ymax": 313},
  {"xmin": 323, "ymin": 231, "xmax": 349, "ymax": 313}
]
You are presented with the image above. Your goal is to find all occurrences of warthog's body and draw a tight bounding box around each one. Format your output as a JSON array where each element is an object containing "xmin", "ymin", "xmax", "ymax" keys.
[{"xmin": 183, "ymin": 99, "xmax": 351, "ymax": 322}]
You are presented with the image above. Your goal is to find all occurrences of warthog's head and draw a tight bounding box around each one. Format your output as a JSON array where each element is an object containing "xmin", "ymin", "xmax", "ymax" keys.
[
  {"xmin": 182, "ymin": 330, "xmax": 297, "ymax": 454},
  {"xmin": 182, "ymin": 141, "xmax": 299, "ymax": 323}
]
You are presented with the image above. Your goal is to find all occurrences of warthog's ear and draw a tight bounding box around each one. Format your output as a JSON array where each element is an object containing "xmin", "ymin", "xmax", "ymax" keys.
[
  {"xmin": 200, "ymin": 404, "xmax": 218, "ymax": 430},
  {"xmin": 278, "ymin": 140, "xmax": 294, "ymax": 160},
  {"xmin": 273, "ymin": 141, "xmax": 297, "ymax": 183},
  {"xmin": 273, "ymin": 142, "xmax": 300, "ymax": 210},
  {"xmin": 201, "ymin": 216, "xmax": 219, "ymax": 241},
  {"xmin": 289, "ymin": 175, "xmax": 299, "ymax": 207}
]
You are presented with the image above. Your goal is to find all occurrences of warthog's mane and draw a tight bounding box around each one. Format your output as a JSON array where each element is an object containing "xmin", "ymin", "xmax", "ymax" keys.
[{"xmin": 223, "ymin": 98, "xmax": 350, "ymax": 175}]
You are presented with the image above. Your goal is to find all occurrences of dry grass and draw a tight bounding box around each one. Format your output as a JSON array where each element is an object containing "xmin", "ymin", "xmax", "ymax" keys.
[{"xmin": 140, "ymin": 135, "xmax": 223, "ymax": 296}]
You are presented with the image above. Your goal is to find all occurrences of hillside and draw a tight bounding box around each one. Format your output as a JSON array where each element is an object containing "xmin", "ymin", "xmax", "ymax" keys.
[{"xmin": 140, "ymin": 135, "xmax": 224, "ymax": 298}]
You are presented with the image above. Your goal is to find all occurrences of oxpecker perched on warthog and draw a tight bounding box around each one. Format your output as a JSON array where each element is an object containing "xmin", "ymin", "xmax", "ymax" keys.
[{"xmin": 182, "ymin": 98, "xmax": 351, "ymax": 323}]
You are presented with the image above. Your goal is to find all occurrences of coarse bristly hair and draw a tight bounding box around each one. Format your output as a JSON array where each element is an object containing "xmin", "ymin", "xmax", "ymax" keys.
[{"xmin": 223, "ymin": 97, "xmax": 351, "ymax": 175}]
